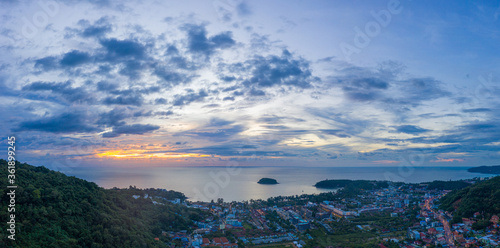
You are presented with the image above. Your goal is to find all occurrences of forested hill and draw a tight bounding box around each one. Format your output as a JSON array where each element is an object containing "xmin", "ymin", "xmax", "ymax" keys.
[
  {"xmin": 467, "ymin": 165, "xmax": 500, "ymax": 174},
  {"xmin": 0, "ymin": 160, "xmax": 205, "ymax": 248},
  {"xmin": 439, "ymin": 176, "xmax": 500, "ymax": 223}
]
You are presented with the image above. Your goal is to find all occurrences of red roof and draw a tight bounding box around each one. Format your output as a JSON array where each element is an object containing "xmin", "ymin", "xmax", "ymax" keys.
[
  {"xmin": 203, "ymin": 238, "xmax": 210, "ymax": 244},
  {"xmin": 213, "ymin": 237, "xmax": 222, "ymax": 244},
  {"xmin": 220, "ymin": 237, "xmax": 229, "ymax": 243}
]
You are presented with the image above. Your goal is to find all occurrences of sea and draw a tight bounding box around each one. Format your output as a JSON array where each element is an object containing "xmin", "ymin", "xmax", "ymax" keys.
[{"xmin": 64, "ymin": 166, "xmax": 493, "ymax": 202}]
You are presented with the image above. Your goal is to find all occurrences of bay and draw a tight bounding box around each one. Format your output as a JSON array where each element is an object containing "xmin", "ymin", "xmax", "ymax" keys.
[{"xmin": 64, "ymin": 166, "xmax": 492, "ymax": 202}]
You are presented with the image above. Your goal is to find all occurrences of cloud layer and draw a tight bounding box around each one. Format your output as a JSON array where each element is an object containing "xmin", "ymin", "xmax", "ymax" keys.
[{"xmin": 1, "ymin": 0, "xmax": 500, "ymax": 167}]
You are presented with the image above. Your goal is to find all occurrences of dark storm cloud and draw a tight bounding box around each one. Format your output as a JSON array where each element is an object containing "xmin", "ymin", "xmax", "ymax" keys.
[
  {"xmin": 102, "ymin": 124, "xmax": 160, "ymax": 138},
  {"xmin": 14, "ymin": 112, "xmax": 99, "ymax": 133},
  {"xmin": 172, "ymin": 89, "xmax": 208, "ymax": 106},
  {"xmin": 183, "ymin": 24, "xmax": 235, "ymax": 57},
  {"xmin": 392, "ymin": 125, "xmax": 430, "ymax": 135}
]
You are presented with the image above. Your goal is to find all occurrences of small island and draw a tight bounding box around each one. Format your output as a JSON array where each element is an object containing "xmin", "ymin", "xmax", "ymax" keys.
[
  {"xmin": 467, "ymin": 165, "xmax": 500, "ymax": 174},
  {"xmin": 257, "ymin": 178, "xmax": 278, "ymax": 185}
]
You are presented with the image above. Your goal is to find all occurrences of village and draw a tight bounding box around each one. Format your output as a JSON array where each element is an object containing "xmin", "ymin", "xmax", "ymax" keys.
[{"xmin": 142, "ymin": 179, "xmax": 500, "ymax": 247}]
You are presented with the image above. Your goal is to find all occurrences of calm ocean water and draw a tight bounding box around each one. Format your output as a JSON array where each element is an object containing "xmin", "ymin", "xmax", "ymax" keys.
[{"xmin": 65, "ymin": 166, "xmax": 492, "ymax": 202}]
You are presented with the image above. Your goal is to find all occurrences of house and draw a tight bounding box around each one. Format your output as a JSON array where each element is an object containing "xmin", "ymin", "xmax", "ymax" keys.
[
  {"xmin": 491, "ymin": 215, "xmax": 499, "ymax": 224},
  {"xmin": 202, "ymin": 238, "xmax": 210, "ymax": 245},
  {"xmin": 213, "ymin": 237, "xmax": 222, "ymax": 244}
]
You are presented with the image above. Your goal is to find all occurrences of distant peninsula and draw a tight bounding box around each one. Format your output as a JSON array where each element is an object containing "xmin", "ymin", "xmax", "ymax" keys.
[
  {"xmin": 314, "ymin": 179, "xmax": 389, "ymax": 190},
  {"xmin": 467, "ymin": 165, "xmax": 500, "ymax": 174},
  {"xmin": 257, "ymin": 178, "xmax": 278, "ymax": 184}
]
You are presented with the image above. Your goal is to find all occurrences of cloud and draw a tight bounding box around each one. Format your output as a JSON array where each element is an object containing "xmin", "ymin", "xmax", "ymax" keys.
[
  {"xmin": 153, "ymin": 66, "xmax": 192, "ymax": 87},
  {"xmin": 78, "ymin": 17, "xmax": 112, "ymax": 38},
  {"xmin": 178, "ymin": 123, "xmax": 246, "ymax": 142},
  {"xmin": 392, "ymin": 125, "xmax": 430, "ymax": 134},
  {"xmin": 183, "ymin": 24, "xmax": 235, "ymax": 57},
  {"xmin": 100, "ymin": 38, "xmax": 146, "ymax": 59},
  {"xmin": 96, "ymin": 81, "xmax": 118, "ymax": 92},
  {"xmin": 241, "ymin": 50, "xmax": 316, "ymax": 89},
  {"xmin": 60, "ymin": 50, "xmax": 92, "ymax": 67},
  {"xmin": 249, "ymin": 88, "xmax": 265, "ymax": 96},
  {"xmin": 172, "ymin": 89, "xmax": 208, "ymax": 106},
  {"xmin": 14, "ymin": 112, "xmax": 98, "ymax": 133},
  {"xmin": 102, "ymin": 124, "xmax": 160, "ymax": 138},
  {"xmin": 319, "ymin": 129, "xmax": 351, "ymax": 138},
  {"xmin": 462, "ymin": 108, "xmax": 491, "ymax": 113},
  {"xmin": 96, "ymin": 107, "xmax": 129, "ymax": 127},
  {"xmin": 22, "ymin": 81, "xmax": 93, "ymax": 103},
  {"xmin": 154, "ymin": 98, "xmax": 167, "ymax": 104},
  {"xmin": 34, "ymin": 56, "xmax": 58, "ymax": 71},
  {"xmin": 207, "ymin": 118, "xmax": 234, "ymax": 127},
  {"xmin": 103, "ymin": 94, "xmax": 144, "ymax": 106},
  {"xmin": 257, "ymin": 115, "xmax": 305, "ymax": 124},
  {"xmin": 236, "ymin": 2, "xmax": 252, "ymax": 16},
  {"xmin": 398, "ymin": 77, "xmax": 450, "ymax": 103},
  {"xmin": 430, "ymin": 158, "xmax": 465, "ymax": 163}
]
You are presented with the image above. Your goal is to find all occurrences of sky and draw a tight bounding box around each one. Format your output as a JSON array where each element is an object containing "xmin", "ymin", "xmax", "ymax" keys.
[{"xmin": 1, "ymin": 0, "xmax": 500, "ymax": 170}]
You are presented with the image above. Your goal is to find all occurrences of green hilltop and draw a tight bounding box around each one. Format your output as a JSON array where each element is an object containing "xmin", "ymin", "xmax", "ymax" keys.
[
  {"xmin": 439, "ymin": 176, "xmax": 500, "ymax": 224},
  {"xmin": 0, "ymin": 160, "xmax": 207, "ymax": 248}
]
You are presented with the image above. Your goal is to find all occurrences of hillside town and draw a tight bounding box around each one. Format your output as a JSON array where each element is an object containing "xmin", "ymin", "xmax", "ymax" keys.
[{"xmin": 137, "ymin": 178, "xmax": 500, "ymax": 247}]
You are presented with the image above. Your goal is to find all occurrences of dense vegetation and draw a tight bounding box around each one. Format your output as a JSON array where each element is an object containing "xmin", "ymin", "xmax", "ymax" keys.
[
  {"xmin": 467, "ymin": 165, "xmax": 500, "ymax": 174},
  {"xmin": 257, "ymin": 178, "xmax": 278, "ymax": 184},
  {"xmin": 424, "ymin": 180, "xmax": 472, "ymax": 190},
  {"xmin": 0, "ymin": 160, "xmax": 206, "ymax": 248},
  {"xmin": 314, "ymin": 179, "xmax": 389, "ymax": 190},
  {"xmin": 439, "ymin": 176, "xmax": 500, "ymax": 225},
  {"xmin": 304, "ymin": 208, "xmax": 419, "ymax": 247}
]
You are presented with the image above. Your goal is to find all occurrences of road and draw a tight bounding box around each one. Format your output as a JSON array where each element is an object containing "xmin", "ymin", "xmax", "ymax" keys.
[{"xmin": 424, "ymin": 197, "xmax": 455, "ymax": 247}]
